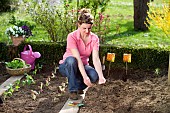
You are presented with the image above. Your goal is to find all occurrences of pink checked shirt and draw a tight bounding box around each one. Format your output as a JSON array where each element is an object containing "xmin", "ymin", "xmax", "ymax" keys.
[{"xmin": 59, "ymin": 28, "xmax": 99, "ymax": 65}]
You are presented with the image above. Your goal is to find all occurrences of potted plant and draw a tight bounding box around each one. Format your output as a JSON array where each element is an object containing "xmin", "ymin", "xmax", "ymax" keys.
[
  {"xmin": 5, "ymin": 25, "xmax": 32, "ymax": 46},
  {"xmin": 5, "ymin": 16, "xmax": 34, "ymax": 46}
]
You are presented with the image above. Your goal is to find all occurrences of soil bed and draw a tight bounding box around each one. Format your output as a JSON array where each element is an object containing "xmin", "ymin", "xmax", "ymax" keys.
[{"xmin": 0, "ymin": 63, "xmax": 170, "ymax": 113}]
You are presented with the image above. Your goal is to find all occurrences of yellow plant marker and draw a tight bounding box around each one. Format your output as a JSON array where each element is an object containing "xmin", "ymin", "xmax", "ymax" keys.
[
  {"xmin": 107, "ymin": 53, "xmax": 115, "ymax": 62},
  {"xmin": 123, "ymin": 53, "xmax": 131, "ymax": 63},
  {"xmin": 123, "ymin": 53, "xmax": 132, "ymax": 76},
  {"xmin": 106, "ymin": 53, "xmax": 115, "ymax": 77}
]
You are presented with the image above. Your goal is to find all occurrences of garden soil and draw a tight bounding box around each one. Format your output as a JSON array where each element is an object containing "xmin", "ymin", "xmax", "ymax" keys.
[{"xmin": 0, "ymin": 63, "xmax": 170, "ymax": 113}]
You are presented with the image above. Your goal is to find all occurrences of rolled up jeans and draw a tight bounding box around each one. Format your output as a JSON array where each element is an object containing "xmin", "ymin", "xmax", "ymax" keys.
[{"xmin": 59, "ymin": 56, "xmax": 99, "ymax": 92}]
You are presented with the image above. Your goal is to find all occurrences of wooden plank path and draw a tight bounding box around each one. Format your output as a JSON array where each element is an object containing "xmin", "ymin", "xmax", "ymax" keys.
[
  {"xmin": 0, "ymin": 75, "xmax": 24, "ymax": 96},
  {"xmin": 59, "ymin": 88, "xmax": 88, "ymax": 113}
]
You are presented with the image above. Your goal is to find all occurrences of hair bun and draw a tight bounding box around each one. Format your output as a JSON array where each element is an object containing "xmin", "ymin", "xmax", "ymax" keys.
[
  {"xmin": 80, "ymin": 8, "xmax": 91, "ymax": 15},
  {"xmin": 78, "ymin": 8, "xmax": 93, "ymax": 25}
]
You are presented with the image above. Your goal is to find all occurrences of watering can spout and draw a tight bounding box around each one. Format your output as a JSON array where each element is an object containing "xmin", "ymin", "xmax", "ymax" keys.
[{"xmin": 33, "ymin": 52, "xmax": 41, "ymax": 58}]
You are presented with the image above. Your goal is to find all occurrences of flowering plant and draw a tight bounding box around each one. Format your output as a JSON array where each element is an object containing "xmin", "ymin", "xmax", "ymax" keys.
[{"xmin": 5, "ymin": 25, "xmax": 32, "ymax": 38}]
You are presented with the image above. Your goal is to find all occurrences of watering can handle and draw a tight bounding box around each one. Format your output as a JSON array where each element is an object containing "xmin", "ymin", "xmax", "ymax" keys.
[{"xmin": 23, "ymin": 45, "xmax": 33, "ymax": 55}]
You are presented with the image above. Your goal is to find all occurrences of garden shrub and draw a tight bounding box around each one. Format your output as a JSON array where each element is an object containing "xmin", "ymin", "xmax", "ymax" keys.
[
  {"xmin": 24, "ymin": 0, "xmax": 77, "ymax": 42},
  {"xmin": 100, "ymin": 45, "xmax": 169, "ymax": 70},
  {"xmin": 0, "ymin": 42, "xmax": 167, "ymax": 70},
  {"xmin": 0, "ymin": 42, "xmax": 169, "ymax": 70},
  {"xmin": 21, "ymin": 0, "xmax": 111, "ymax": 42},
  {"xmin": 147, "ymin": 1, "xmax": 170, "ymax": 38},
  {"xmin": 0, "ymin": 0, "xmax": 11, "ymax": 12},
  {"xmin": 0, "ymin": 0, "xmax": 20, "ymax": 12},
  {"xmin": 0, "ymin": 42, "xmax": 8, "ymax": 61}
]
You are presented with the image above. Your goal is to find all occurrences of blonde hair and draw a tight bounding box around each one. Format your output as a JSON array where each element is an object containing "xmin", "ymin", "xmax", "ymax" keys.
[{"xmin": 78, "ymin": 8, "xmax": 94, "ymax": 25}]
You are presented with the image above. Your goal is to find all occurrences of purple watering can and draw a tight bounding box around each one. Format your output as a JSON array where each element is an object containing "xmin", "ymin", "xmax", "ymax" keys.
[{"xmin": 21, "ymin": 45, "xmax": 41, "ymax": 70}]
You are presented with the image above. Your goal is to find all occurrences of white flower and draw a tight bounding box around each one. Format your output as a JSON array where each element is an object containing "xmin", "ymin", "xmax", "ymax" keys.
[
  {"xmin": 5, "ymin": 25, "xmax": 26, "ymax": 38},
  {"xmin": 5, "ymin": 24, "xmax": 32, "ymax": 39},
  {"xmin": 15, "ymin": 34, "xmax": 19, "ymax": 37},
  {"xmin": 19, "ymin": 27, "xmax": 22, "ymax": 31}
]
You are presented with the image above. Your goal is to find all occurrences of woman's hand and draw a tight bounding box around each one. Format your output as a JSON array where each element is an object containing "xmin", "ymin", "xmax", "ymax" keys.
[
  {"xmin": 83, "ymin": 77, "xmax": 93, "ymax": 87},
  {"xmin": 98, "ymin": 76, "xmax": 106, "ymax": 84}
]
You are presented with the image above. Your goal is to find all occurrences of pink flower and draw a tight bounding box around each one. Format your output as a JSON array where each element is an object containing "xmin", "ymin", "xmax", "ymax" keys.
[{"xmin": 99, "ymin": 13, "xmax": 104, "ymax": 23}]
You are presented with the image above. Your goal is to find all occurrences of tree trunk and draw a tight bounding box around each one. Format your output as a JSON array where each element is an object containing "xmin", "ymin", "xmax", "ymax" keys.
[{"xmin": 134, "ymin": 0, "xmax": 150, "ymax": 31}]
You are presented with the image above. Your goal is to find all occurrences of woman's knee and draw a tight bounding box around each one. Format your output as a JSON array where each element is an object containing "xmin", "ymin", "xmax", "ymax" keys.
[
  {"xmin": 88, "ymin": 70, "xmax": 99, "ymax": 83},
  {"xmin": 65, "ymin": 56, "xmax": 77, "ymax": 65},
  {"xmin": 58, "ymin": 64, "xmax": 67, "ymax": 77}
]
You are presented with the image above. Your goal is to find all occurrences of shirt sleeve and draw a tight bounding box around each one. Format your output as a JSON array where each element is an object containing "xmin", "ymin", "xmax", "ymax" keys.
[
  {"xmin": 67, "ymin": 33, "xmax": 77, "ymax": 49},
  {"xmin": 93, "ymin": 35, "xmax": 99, "ymax": 51}
]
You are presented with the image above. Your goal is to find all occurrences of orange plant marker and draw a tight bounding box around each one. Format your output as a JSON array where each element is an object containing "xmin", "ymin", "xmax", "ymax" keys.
[
  {"xmin": 107, "ymin": 53, "xmax": 115, "ymax": 62},
  {"xmin": 123, "ymin": 53, "xmax": 132, "ymax": 75},
  {"xmin": 106, "ymin": 53, "xmax": 115, "ymax": 77},
  {"xmin": 123, "ymin": 53, "xmax": 131, "ymax": 63}
]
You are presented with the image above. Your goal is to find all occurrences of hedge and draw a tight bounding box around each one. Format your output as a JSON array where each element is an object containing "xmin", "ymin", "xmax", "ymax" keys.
[{"xmin": 0, "ymin": 42, "xmax": 169, "ymax": 70}]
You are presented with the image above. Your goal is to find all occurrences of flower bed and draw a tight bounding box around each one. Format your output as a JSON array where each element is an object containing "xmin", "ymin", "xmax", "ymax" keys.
[{"xmin": 0, "ymin": 64, "xmax": 170, "ymax": 113}]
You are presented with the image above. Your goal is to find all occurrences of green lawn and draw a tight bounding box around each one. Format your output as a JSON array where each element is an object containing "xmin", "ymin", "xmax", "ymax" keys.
[
  {"xmin": 104, "ymin": 0, "xmax": 170, "ymax": 50},
  {"xmin": 0, "ymin": 0, "xmax": 169, "ymax": 50}
]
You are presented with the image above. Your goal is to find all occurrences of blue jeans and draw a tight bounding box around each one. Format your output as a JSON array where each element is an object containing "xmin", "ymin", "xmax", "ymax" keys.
[{"xmin": 59, "ymin": 56, "xmax": 99, "ymax": 92}]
